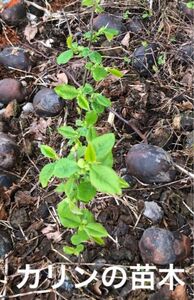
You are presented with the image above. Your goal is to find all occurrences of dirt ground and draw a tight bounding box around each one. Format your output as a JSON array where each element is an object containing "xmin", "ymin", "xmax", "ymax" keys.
[{"xmin": 0, "ymin": 0, "xmax": 193, "ymax": 299}]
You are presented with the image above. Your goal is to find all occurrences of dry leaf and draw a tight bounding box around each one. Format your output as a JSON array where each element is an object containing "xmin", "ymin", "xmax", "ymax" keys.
[
  {"xmin": 24, "ymin": 24, "xmax": 38, "ymax": 42},
  {"xmin": 42, "ymin": 224, "xmax": 62, "ymax": 242},
  {"xmin": 3, "ymin": 100, "xmax": 18, "ymax": 119},
  {"xmin": 172, "ymin": 285, "xmax": 188, "ymax": 300},
  {"xmin": 29, "ymin": 118, "xmax": 52, "ymax": 141},
  {"xmin": 173, "ymin": 115, "xmax": 181, "ymax": 130},
  {"xmin": 56, "ymin": 72, "xmax": 68, "ymax": 85},
  {"xmin": 121, "ymin": 32, "xmax": 130, "ymax": 47},
  {"xmin": 0, "ymin": 202, "xmax": 7, "ymax": 220},
  {"xmin": 177, "ymin": 101, "xmax": 193, "ymax": 111}
]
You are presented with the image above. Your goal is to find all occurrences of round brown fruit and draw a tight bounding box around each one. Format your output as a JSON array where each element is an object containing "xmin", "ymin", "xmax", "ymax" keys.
[
  {"xmin": 0, "ymin": 78, "xmax": 25, "ymax": 105},
  {"xmin": 0, "ymin": 0, "xmax": 26, "ymax": 26},
  {"xmin": 0, "ymin": 47, "xmax": 32, "ymax": 71},
  {"xmin": 126, "ymin": 143, "xmax": 176, "ymax": 183},
  {"xmin": 132, "ymin": 43, "xmax": 159, "ymax": 77},
  {"xmin": 0, "ymin": 133, "xmax": 19, "ymax": 170},
  {"xmin": 93, "ymin": 13, "xmax": 124, "ymax": 33},
  {"xmin": 139, "ymin": 227, "xmax": 191, "ymax": 265},
  {"xmin": 33, "ymin": 88, "xmax": 65, "ymax": 117}
]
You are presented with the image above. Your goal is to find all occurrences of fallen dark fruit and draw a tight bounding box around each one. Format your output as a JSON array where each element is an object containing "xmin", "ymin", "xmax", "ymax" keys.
[
  {"xmin": 0, "ymin": 78, "xmax": 25, "ymax": 105},
  {"xmin": 0, "ymin": 170, "xmax": 17, "ymax": 188},
  {"xmin": 179, "ymin": 43, "xmax": 194, "ymax": 62},
  {"xmin": 93, "ymin": 13, "xmax": 124, "ymax": 33},
  {"xmin": 0, "ymin": 133, "xmax": 19, "ymax": 170},
  {"xmin": 0, "ymin": 47, "xmax": 32, "ymax": 71},
  {"xmin": 33, "ymin": 88, "xmax": 65, "ymax": 117},
  {"xmin": 139, "ymin": 227, "xmax": 191, "ymax": 265},
  {"xmin": 0, "ymin": 0, "xmax": 27, "ymax": 26},
  {"xmin": 28, "ymin": 0, "xmax": 45, "ymax": 17},
  {"xmin": 0, "ymin": 229, "xmax": 13, "ymax": 258},
  {"xmin": 132, "ymin": 43, "xmax": 159, "ymax": 77},
  {"xmin": 126, "ymin": 143, "xmax": 176, "ymax": 183}
]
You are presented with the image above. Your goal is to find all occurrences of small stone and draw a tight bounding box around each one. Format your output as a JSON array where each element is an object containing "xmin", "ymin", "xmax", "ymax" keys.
[
  {"xmin": 93, "ymin": 13, "xmax": 124, "ymax": 33},
  {"xmin": 0, "ymin": 47, "xmax": 32, "ymax": 71},
  {"xmin": 33, "ymin": 88, "xmax": 65, "ymax": 117},
  {"xmin": 126, "ymin": 144, "xmax": 176, "ymax": 184},
  {"xmin": 132, "ymin": 43, "xmax": 159, "ymax": 77},
  {"xmin": 0, "ymin": 229, "xmax": 13, "ymax": 258},
  {"xmin": 0, "ymin": 133, "xmax": 19, "ymax": 170},
  {"xmin": 0, "ymin": 78, "xmax": 25, "ymax": 105},
  {"xmin": 22, "ymin": 102, "xmax": 34, "ymax": 113},
  {"xmin": 143, "ymin": 201, "xmax": 164, "ymax": 223},
  {"xmin": 0, "ymin": 0, "xmax": 27, "ymax": 26}
]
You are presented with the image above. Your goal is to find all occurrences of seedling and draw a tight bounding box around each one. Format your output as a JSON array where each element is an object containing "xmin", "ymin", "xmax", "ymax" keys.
[{"xmin": 39, "ymin": 2, "xmax": 128, "ymax": 256}]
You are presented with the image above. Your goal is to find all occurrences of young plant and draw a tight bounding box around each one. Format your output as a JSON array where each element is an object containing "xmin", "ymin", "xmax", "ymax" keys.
[
  {"xmin": 39, "ymin": 3, "xmax": 128, "ymax": 256},
  {"xmin": 186, "ymin": 1, "xmax": 194, "ymax": 9}
]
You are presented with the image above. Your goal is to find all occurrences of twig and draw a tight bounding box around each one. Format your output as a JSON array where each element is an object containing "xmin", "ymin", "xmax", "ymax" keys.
[
  {"xmin": 108, "ymin": 107, "xmax": 148, "ymax": 143},
  {"xmin": 175, "ymin": 164, "xmax": 194, "ymax": 180}
]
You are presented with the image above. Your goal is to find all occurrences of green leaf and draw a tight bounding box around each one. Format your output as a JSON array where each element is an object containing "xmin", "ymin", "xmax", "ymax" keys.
[
  {"xmin": 89, "ymin": 164, "xmax": 121, "ymax": 194},
  {"xmin": 57, "ymin": 200, "xmax": 81, "ymax": 228},
  {"xmin": 40, "ymin": 145, "xmax": 58, "ymax": 160},
  {"xmin": 64, "ymin": 177, "xmax": 77, "ymax": 199},
  {"xmin": 82, "ymin": 209, "xmax": 95, "ymax": 223},
  {"xmin": 94, "ymin": 94, "xmax": 111, "ymax": 107},
  {"xmin": 77, "ymin": 181, "xmax": 96, "ymax": 203},
  {"xmin": 57, "ymin": 49, "xmax": 74, "ymax": 65},
  {"xmin": 54, "ymin": 158, "xmax": 79, "ymax": 178},
  {"xmin": 85, "ymin": 111, "xmax": 98, "ymax": 126},
  {"xmin": 81, "ymin": 83, "xmax": 94, "ymax": 95},
  {"xmin": 92, "ymin": 66, "xmax": 108, "ymax": 81},
  {"xmin": 92, "ymin": 133, "xmax": 115, "ymax": 162},
  {"xmin": 89, "ymin": 51, "xmax": 102, "ymax": 64},
  {"xmin": 186, "ymin": 1, "xmax": 194, "ymax": 9},
  {"xmin": 39, "ymin": 163, "xmax": 55, "ymax": 188},
  {"xmin": 64, "ymin": 244, "xmax": 84, "ymax": 256},
  {"xmin": 92, "ymin": 236, "xmax": 105, "ymax": 245},
  {"xmin": 58, "ymin": 126, "xmax": 78, "ymax": 139},
  {"xmin": 55, "ymin": 182, "xmax": 66, "ymax": 193},
  {"xmin": 119, "ymin": 177, "xmax": 129, "ymax": 188},
  {"xmin": 108, "ymin": 68, "xmax": 123, "ymax": 78},
  {"xmin": 71, "ymin": 230, "xmax": 89, "ymax": 245},
  {"xmin": 85, "ymin": 143, "xmax": 96, "ymax": 162},
  {"xmin": 85, "ymin": 222, "xmax": 108, "ymax": 238},
  {"xmin": 101, "ymin": 152, "xmax": 113, "ymax": 167},
  {"xmin": 66, "ymin": 35, "xmax": 73, "ymax": 48},
  {"xmin": 54, "ymin": 84, "xmax": 78, "ymax": 100},
  {"xmin": 86, "ymin": 127, "xmax": 98, "ymax": 142},
  {"xmin": 77, "ymin": 94, "xmax": 90, "ymax": 110},
  {"xmin": 101, "ymin": 27, "xmax": 119, "ymax": 41},
  {"xmin": 82, "ymin": 0, "xmax": 94, "ymax": 6}
]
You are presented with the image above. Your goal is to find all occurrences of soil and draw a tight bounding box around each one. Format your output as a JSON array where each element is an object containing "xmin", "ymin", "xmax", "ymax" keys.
[{"xmin": 0, "ymin": 0, "xmax": 193, "ymax": 299}]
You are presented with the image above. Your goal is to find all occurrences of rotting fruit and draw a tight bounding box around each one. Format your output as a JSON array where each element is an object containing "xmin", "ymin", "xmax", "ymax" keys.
[
  {"xmin": 139, "ymin": 227, "xmax": 191, "ymax": 265},
  {"xmin": 0, "ymin": 133, "xmax": 19, "ymax": 170},
  {"xmin": 33, "ymin": 88, "xmax": 65, "ymax": 117},
  {"xmin": 0, "ymin": 47, "xmax": 32, "ymax": 71},
  {"xmin": 93, "ymin": 13, "xmax": 124, "ymax": 33},
  {"xmin": 0, "ymin": 0, "xmax": 27, "ymax": 26},
  {"xmin": 0, "ymin": 78, "xmax": 25, "ymax": 105},
  {"xmin": 126, "ymin": 143, "xmax": 176, "ymax": 184},
  {"xmin": 132, "ymin": 43, "xmax": 159, "ymax": 77}
]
